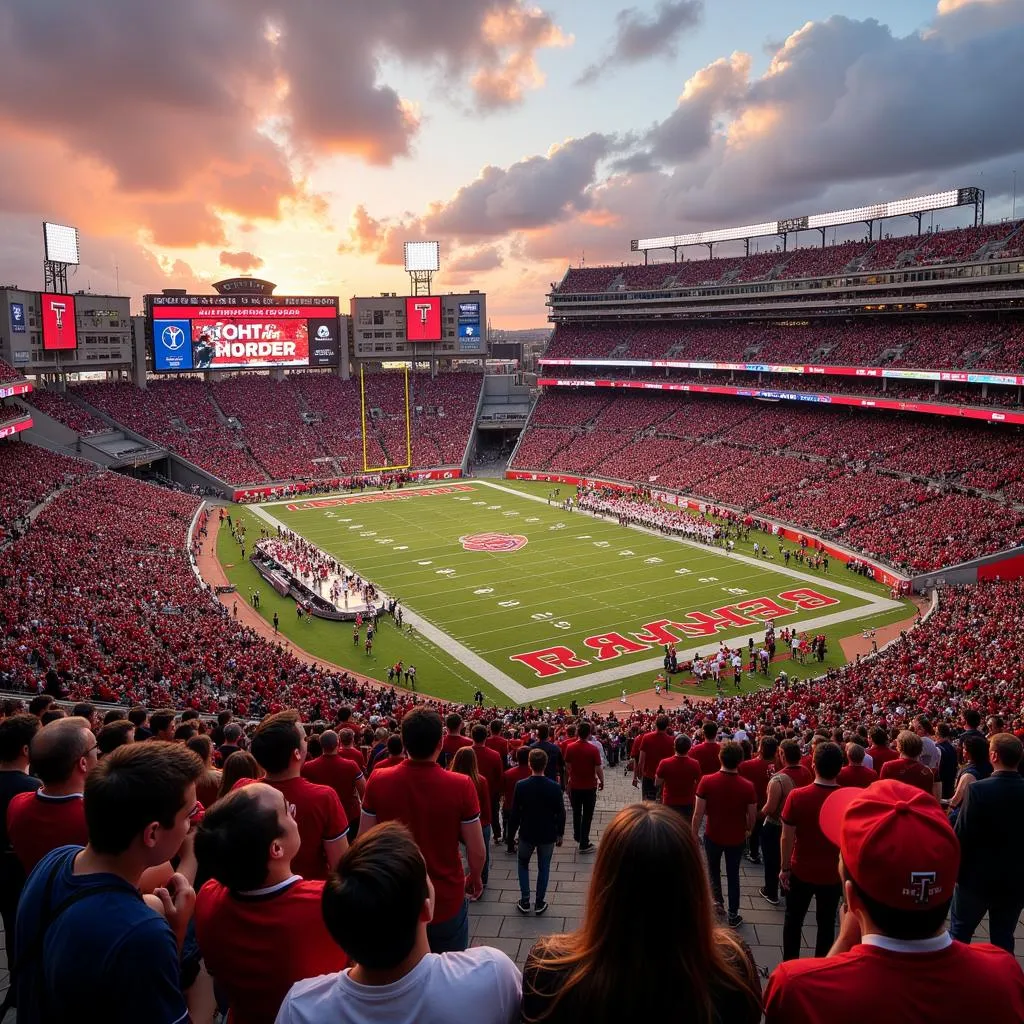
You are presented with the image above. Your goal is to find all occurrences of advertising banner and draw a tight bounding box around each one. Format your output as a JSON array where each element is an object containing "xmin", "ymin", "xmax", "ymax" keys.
[
  {"xmin": 10, "ymin": 302, "xmax": 26, "ymax": 333},
  {"xmin": 405, "ymin": 296, "xmax": 442, "ymax": 342}
]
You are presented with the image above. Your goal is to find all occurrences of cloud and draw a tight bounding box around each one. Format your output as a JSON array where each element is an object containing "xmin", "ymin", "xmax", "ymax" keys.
[
  {"xmin": 578, "ymin": 1, "xmax": 704, "ymax": 84},
  {"xmin": 219, "ymin": 251, "xmax": 265, "ymax": 272},
  {"xmin": 447, "ymin": 244, "xmax": 505, "ymax": 273}
]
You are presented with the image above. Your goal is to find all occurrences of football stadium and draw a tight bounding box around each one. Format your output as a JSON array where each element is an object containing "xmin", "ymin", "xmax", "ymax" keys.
[{"xmin": 1, "ymin": 2, "xmax": 1024, "ymax": 1020}]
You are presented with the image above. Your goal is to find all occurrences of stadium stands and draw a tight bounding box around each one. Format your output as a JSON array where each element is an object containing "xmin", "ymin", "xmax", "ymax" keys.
[
  {"xmin": 555, "ymin": 220, "xmax": 1023, "ymax": 293},
  {"xmin": 23, "ymin": 389, "xmax": 111, "ymax": 436},
  {"xmin": 0, "ymin": 357, "xmax": 24, "ymax": 387},
  {"xmin": 512, "ymin": 389, "xmax": 1024, "ymax": 572},
  {"xmin": 0, "ymin": 443, "xmax": 92, "ymax": 538}
]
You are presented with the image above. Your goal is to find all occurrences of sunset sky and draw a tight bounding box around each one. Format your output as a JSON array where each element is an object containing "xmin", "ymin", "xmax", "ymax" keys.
[{"xmin": 0, "ymin": 0, "xmax": 1022, "ymax": 327}]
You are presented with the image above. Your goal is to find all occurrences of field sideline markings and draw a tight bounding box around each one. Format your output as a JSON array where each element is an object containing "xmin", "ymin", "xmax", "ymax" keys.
[{"xmin": 264, "ymin": 483, "xmax": 902, "ymax": 702}]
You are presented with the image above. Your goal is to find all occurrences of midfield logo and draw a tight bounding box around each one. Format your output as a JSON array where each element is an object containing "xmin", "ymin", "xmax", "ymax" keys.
[{"xmin": 460, "ymin": 532, "xmax": 528, "ymax": 552}]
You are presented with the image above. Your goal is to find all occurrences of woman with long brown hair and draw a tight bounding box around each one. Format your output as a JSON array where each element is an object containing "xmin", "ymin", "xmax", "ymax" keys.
[
  {"xmin": 522, "ymin": 802, "xmax": 761, "ymax": 1023},
  {"xmin": 450, "ymin": 746, "xmax": 492, "ymax": 887},
  {"xmin": 216, "ymin": 749, "xmax": 263, "ymax": 802}
]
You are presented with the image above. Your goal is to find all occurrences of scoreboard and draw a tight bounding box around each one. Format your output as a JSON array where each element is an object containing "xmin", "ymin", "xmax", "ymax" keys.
[{"xmin": 351, "ymin": 292, "xmax": 486, "ymax": 359}]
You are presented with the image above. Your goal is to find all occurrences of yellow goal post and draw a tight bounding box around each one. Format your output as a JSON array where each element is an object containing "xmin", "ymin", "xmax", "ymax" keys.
[{"xmin": 360, "ymin": 364, "xmax": 412, "ymax": 473}]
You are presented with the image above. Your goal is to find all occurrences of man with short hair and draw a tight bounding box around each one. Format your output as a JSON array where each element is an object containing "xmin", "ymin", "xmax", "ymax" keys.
[
  {"xmin": 148, "ymin": 709, "xmax": 178, "ymax": 742},
  {"xmin": 128, "ymin": 706, "xmax": 151, "ymax": 741},
  {"xmin": 375, "ymin": 734, "xmax": 406, "ymax": 772},
  {"xmin": 471, "ymin": 725, "xmax": 505, "ymax": 845},
  {"xmin": 249, "ymin": 711, "xmax": 349, "ymax": 881},
  {"xmin": 780, "ymin": 741, "xmax": 844, "ymax": 960},
  {"xmin": 484, "ymin": 720, "xmax": 509, "ymax": 768},
  {"xmin": 654, "ymin": 733, "xmax": 701, "ymax": 820},
  {"xmin": 13, "ymin": 742, "xmax": 203, "ymax": 1023},
  {"xmin": 837, "ymin": 743, "xmax": 878, "ymax": 789},
  {"xmin": 438, "ymin": 714, "xmax": 471, "ymax": 769},
  {"xmin": 502, "ymin": 747, "xmax": 531, "ymax": 852},
  {"xmin": 275, "ymin": 822, "xmax": 521, "ymax": 1023},
  {"xmin": 97, "ymin": 720, "xmax": 136, "ymax": 757},
  {"xmin": 0, "ymin": 714, "xmax": 40, "ymax": 948},
  {"xmin": 194, "ymin": 783, "xmax": 348, "ymax": 1024},
  {"xmin": 879, "ymin": 731, "xmax": 939, "ymax": 797},
  {"xmin": 764, "ymin": 780, "xmax": 1024, "ymax": 1023},
  {"xmin": 302, "ymin": 730, "xmax": 366, "ymax": 843},
  {"xmin": 216, "ymin": 722, "xmax": 243, "ymax": 764},
  {"xmin": 951, "ymin": 733, "xmax": 1024, "ymax": 953},
  {"xmin": 8, "ymin": 717, "xmax": 95, "ymax": 876},
  {"xmin": 71, "ymin": 702, "xmax": 97, "ymax": 729},
  {"xmin": 360, "ymin": 708, "xmax": 485, "ymax": 953},
  {"xmin": 563, "ymin": 721, "xmax": 603, "ymax": 852},
  {"xmin": 866, "ymin": 727, "xmax": 897, "ymax": 772},
  {"xmin": 509, "ymin": 748, "xmax": 565, "ymax": 916},
  {"xmin": 335, "ymin": 728, "xmax": 366, "ymax": 772},
  {"xmin": 739, "ymin": 736, "xmax": 777, "ymax": 864},
  {"xmin": 690, "ymin": 721, "xmax": 722, "ymax": 777},
  {"xmin": 635, "ymin": 715, "xmax": 675, "ymax": 801},
  {"xmin": 529, "ymin": 724, "xmax": 562, "ymax": 783},
  {"xmin": 692, "ymin": 741, "xmax": 757, "ymax": 928},
  {"xmin": 913, "ymin": 717, "xmax": 940, "ymax": 771}
]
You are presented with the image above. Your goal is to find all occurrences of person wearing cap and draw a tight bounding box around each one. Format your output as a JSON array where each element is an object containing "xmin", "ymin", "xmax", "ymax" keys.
[
  {"xmin": 763, "ymin": 780, "xmax": 1024, "ymax": 1023},
  {"xmin": 950, "ymin": 732, "xmax": 1024, "ymax": 953}
]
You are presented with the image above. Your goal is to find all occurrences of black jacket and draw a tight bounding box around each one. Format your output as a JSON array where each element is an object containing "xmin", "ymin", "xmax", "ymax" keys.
[
  {"xmin": 955, "ymin": 770, "xmax": 1024, "ymax": 894},
  {"xmin": 509, "ymin": 775, "xmax": 565, "ymax": 845}
]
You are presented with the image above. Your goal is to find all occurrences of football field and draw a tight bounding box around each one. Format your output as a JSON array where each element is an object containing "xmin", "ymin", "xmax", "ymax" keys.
[{"xmin": 246, "ymin": 479, "xmax": 907, "ymax": 705}]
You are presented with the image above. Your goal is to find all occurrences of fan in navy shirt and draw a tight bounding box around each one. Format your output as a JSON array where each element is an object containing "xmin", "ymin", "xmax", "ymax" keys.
[
  {"xmin": 0, "ymin": 714, "xmax": 40, "ymax": 947},
  {"xmin": 13, "ymin": 742, "xmax": 203, "ymax": 1024}
]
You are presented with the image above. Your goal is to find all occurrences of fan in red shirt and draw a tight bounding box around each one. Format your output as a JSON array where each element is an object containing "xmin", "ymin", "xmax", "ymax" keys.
[
  {"xmin": 780, "ymin": 742, "xmax": 843, "ymax": 961},
  {"xmin": 690, "ymin": 721, "xmax": 723, "ymax": 778},
  {"xmin": 654, "ymin": 734, "xmax": 702, "ymax": 819},
  {"xmin": 502, "ymin": 747, "xmax": 531, "ymax": 852},
  {"xmin": 636, "ymin": 716, "xmax": 676, "ymax": 801},
  {"xmin": 360, "ymin": 708, "xmax": 485, "ymax": 953},
  {"xmin": 866, "ymin": 728, "xmax": 898, "ymax": 772},
  {"xmin": 248, "ymin": 711, "xmax": 348, "ymax": 881},
  {"xmin": 7, "ymin": 717, "xmax": 95, "ymax": 874},
  {"xmin": 837, "ymin": 743, "xmax": 878, "ymax": 789},
  {"xmin": 438, "ymin": 713, "xmax": 472, "ymax": 769},
  {"xmin": 739, "ymin": 736, "xmax": 777, "ymax": 865},
  {"xmin": 301, "ymin": 729, "xmax": 366, "ymax": 841},
  {"xmin": 693, "ymin": 741, "xmax": 757, "ymax": 927},
  {"xmin": 878, "ymin": 732, "xmax": 938, "ymax": 798},
  {"xmin": 335, "ymin": 728, "xmax": 367, "ymax": 773},
  {"xmin": 484, "ymin": 720, "xmax": 510, "ymax": 769},
  {"xmin": 194, "ymin": 783, "xmax": 347, "ymax": 1024},
  {"xmin": 563, "ymin": 722, "xmax": 604, "ymax": 852},
  {"xmin": 765, "ymin": 780, "xmax": 1024, "ymax": 1023},
  {"xmin": 471, "ymin": 725, "xmax": 505, "ymax": 844}
]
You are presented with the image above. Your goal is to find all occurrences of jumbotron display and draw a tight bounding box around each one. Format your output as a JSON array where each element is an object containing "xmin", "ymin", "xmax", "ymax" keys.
[{"xmin": 148, "ymin": 295, "xmax": 340, "ymax": 372}]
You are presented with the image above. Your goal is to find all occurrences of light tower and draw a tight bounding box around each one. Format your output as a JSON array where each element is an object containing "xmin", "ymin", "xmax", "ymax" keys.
[
  {"xmin": 403, "ymin": 241, "xmax": 440, "ymax": 295},
  {"xmin": 43, "ymin": 222, "xmax": 80, "ymax": 292}
]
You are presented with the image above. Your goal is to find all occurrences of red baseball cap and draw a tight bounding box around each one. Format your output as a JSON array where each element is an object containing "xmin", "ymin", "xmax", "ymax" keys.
[{"xmin": 819, "ymin": 780, "xmax": 959, "ymax": 911}]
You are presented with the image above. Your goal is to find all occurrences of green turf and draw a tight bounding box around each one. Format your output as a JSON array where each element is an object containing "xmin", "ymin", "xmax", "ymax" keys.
[{"xmin": 216, "ymin": 479, "xmax": 913, "ymax": 706}]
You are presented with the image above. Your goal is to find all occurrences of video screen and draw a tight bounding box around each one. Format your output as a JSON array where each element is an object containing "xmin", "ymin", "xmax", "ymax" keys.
[
  {"xmin": 405, "ymin": 296, "xmax": 442, "ymax": 342},
  {"xmin": 41, "ymin": 293, "xmax": 78, "ymax": 351},
  {"xmin": 150, "ymin": 296, "xmax": 339, "ymax": 372}
]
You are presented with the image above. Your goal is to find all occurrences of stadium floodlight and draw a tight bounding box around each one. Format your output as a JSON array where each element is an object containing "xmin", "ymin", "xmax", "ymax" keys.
[
  {"xmin": 633, "ymin": 222, "xmax": 778, "ymax": 252},
  {"xmin": 43, "ymin": 222, "xmax": 81, "ymax": 265},
  {"xmin": 807, "ymin": 190, "xmax": 961, "ymax": 229},
  {"xmin": 404, "ymin": 241, "xmax": 440, "ymax": 273}
]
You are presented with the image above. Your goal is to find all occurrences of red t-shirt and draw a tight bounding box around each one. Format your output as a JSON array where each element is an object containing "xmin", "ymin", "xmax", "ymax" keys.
[
  {"xmin": 655, "ymin": 754, "xmax": 702, "ymax": 807},
  {"xmin": 336, "ymin": 746, "xmax": 366, "ymax": 771},
  {"xmin": 375, "ymin": 754, "xmax": 406, "ymax": 771},
  {"xmin": 782, "ymin": 782, "xmax": 841, "ymax": 885},
  {"xmin": 194, "ymin": 877, "xmax": 347, "ymax": 1024},
  {"xmin": 471, "ymin": 744, "xmax": 504, "ymax": 809},
  {"xmin": 502, "ymin": 765, "xmax": 530, "ymax": 807},
  {"xmin": 781, "ymin": 764, "xmax": 814, "ymax": 788},
  {"xmin": 638, "ymin": 730, "xmax": 676, "ymax": 780},
  {"xmin": 879, "ymin": 758, "xmax": 935, "ymax": 794},
  {"xmin": 739, "ymin": 758, "xmax": 775, "ymax": 806},
  {"xmin": 764, "ymin": 940, "xmax": 1024, "ymax": 1024},
  {"xmin": 867, "ymin": 744, "xmax": 898, "ymax": 770},
  {"xmin": 696, "ymin": 771, "xmax": 756, "ymax": 846},
  {"xmin": 301, "ymin": 754, "xmax": 363, "ymax": 826},
  {"xmin": 564, "ymin": 740, "xmax": 602, "ymax": 790},
  {"xmin": 440, "ymin": 733, "xmax": 472, "ymax": 766},
  {"xmin": 257, "ymin": 777, "xmax": 348, "ymax": 882},
  {"xmin": 362, "ymin": 760, "xmax": 480, "ymax": 921},
  {"xmin": 837, "ymin": 764, "xmax": 878, "ymax": 789},
  {"xmin": 7, "ymin": 791, "xmax": 88, "ymax": 873},
  {"xmin": 484, "ymin": 735, "xmax": 509, "ymax": 766},
  {"xmin": 691, "ymin": 741, "xmax": 722, "ymax": 777}
]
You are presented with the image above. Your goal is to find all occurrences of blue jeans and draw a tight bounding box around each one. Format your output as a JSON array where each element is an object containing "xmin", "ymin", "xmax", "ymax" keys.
[
  {"xmin": 518, "ymin": 839, "xmax": 555, "ymax": 904},
  {"xmin": 703, "ymin": 837, "xmax": 743, "ymax": 917},
  {"xmin": 427, "ymin": 899, "xmax": 469, "ymax": 953},
  {"xmin": 951, "ymin": 884, "xmax": 1024, "ymax": 954}
]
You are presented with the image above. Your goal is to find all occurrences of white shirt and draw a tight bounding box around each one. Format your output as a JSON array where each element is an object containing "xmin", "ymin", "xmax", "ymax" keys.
[
  {"xmin": 919, "ymin": 735, "xmax": 940, "ymax": 770},
  {"xmin": 275, "ymin": 948, "xmax": 522, "ymax": 1024}
]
